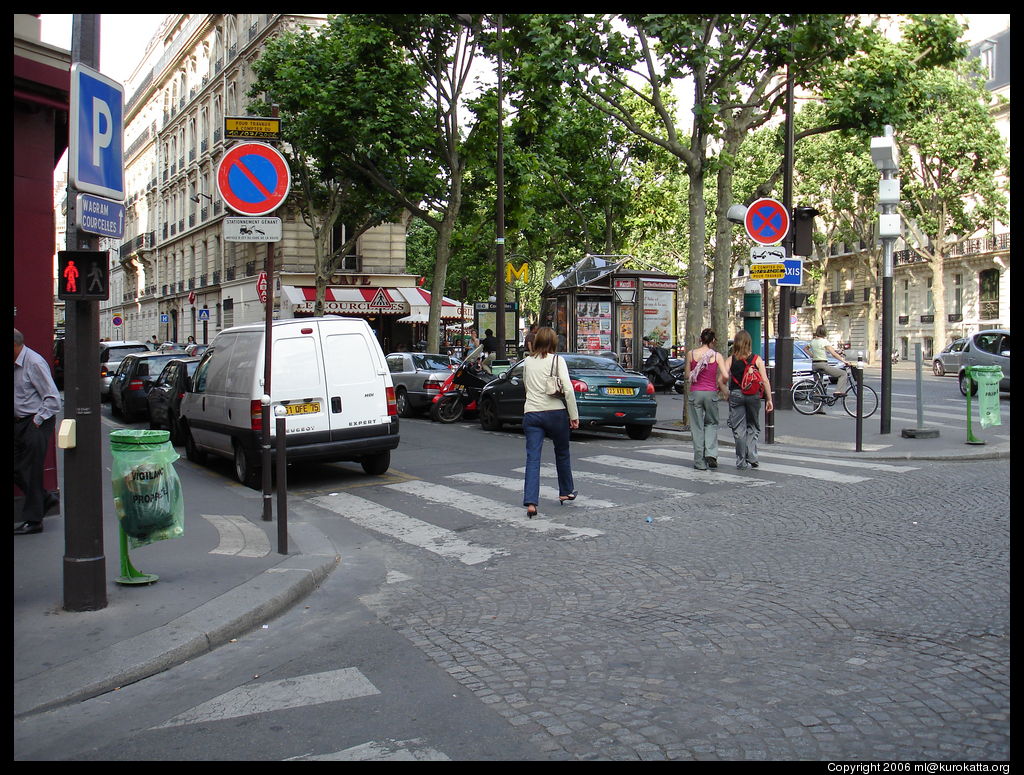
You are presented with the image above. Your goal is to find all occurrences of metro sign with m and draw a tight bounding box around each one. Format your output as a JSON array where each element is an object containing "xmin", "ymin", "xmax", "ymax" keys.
[{"xmin": 70, "ymin": 64, "xmax": 125, "ymax": 201}]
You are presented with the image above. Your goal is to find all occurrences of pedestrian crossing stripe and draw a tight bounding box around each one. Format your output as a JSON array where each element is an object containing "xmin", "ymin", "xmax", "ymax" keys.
[
  {"xmin": 635, "ymin": 448, "xmax": 874, "ymax": 483},
  {"xmin": 152, "ymin": 667, "xmax": 381, "ymax": 729},
  {"xmin": 580, "ymin": 454, "xmax": 774, "ymax": 485},
  {"xmin": 445, "ymin": 471, "xmax": 618, "ymax": 509},
  {"xmin": 511, "ymin": 466, "xmax": 689, "ymax": 498},
  {"xmin": 387, "ymin": 480, "xmax": 603, "ymax": 539},
  {"xmin": 288, "ymin": 738, "xmax": 451, "ymax": 761},
  {"xmin": 311, "ymin": 492, "xmax": 506, "ymax": 566}
]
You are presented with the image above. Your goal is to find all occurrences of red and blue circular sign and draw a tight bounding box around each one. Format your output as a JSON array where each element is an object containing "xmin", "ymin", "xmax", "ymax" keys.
[
  {"xmin": 744, "ymin": 198, "xmax": 790, "ymax": 246},
  {"xmin": 216, "ymin": 142, "xmax": 291, "ymax": 216}
]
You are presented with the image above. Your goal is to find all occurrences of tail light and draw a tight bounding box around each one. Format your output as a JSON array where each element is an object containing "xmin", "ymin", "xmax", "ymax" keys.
[
  {"xmin": 571, "ymin": 379, "xmax": 589, "ymax": 393},
  {"xmin": 645, "ymin": 381, "xmax": 656, "ymax": 395},
  {"xmin": 128, "ymin": 379, "xmax": 144, "ymax": 391},
  {"xmin": 423, "ymin": 380, "xmax": 444, "ymax": 393},
  {"xmin": 250, "ymin": 399, "xmax": 263, "ymax": 431},
  {"xmin": 385, "ymin": 386, "xmax": 398, "ymax": 416}
]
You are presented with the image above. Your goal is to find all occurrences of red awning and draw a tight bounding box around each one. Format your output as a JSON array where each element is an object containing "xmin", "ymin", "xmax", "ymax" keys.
[{"xmin": 282, "ymin": 286, "xmax": 464, "ymax": 318}]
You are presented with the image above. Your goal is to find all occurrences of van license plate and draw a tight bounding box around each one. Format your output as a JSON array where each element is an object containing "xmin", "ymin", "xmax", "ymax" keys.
[
  {"xmin": 285, "ymin": 402, "xmax": 320, "ymax": 415},
  {"xmin": 605, "ymin": 387, "xmax": 634, "ymax": 395}
]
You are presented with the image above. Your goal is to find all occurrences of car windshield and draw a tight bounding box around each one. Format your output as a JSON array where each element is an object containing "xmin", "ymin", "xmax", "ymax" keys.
[
  {"xmin": 104, "ymin": 345, "xmax": 148, "ymax": 363},
  {"xmin": 561, "ymin": 354, "xmax": 627, "ymax": 374},
  {"xmin": 413, "ymin": 354, "xmax": 456, "ymax": 371}
]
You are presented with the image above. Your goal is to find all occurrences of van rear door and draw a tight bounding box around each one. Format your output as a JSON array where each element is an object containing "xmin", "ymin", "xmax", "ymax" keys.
[
  {"xmin": 271, "ymin": 327, "xmax": 331, "ymax": 441},
  {"xmin": 321, "ymin": 324, "xmax": 391, "ymax": 436}
]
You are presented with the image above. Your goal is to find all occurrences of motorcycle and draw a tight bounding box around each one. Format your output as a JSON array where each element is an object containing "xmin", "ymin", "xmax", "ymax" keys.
[
  {"xmin": 430, "ymin": 344, "xmax": 497, "ymax": 423},
  {"xmin": 642, "ymin": 345, "xmax": 686, "ymax": 394}
]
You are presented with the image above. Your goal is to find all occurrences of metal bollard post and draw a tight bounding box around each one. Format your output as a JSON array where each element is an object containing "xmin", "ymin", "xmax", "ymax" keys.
[
  {"xmin": 274, "ymin": 407, "xmax": 288, "ymax": 554},
  {"xmin": 854, "ymin": 354, "xmax": 864, "ymax": 451}
]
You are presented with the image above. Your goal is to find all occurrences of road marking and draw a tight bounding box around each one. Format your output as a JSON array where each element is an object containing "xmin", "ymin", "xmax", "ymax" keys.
[
  {"xmin": 152, "ymin": 668, "xmax": 381, "ymax": 728},
  {"xmin": 446, "ymin": 471, "xmax": 617, "ymax": 509},
  {"xmin": 637, "ymin": 447, "xmax": 872, "ymax": 483},
  {"xmin": 310, "ymin": 492, "xmax": 505, "ymax": 566},
  {"xmin": 387, "ymin": 480, "xmax": 603, "ymax": 539},
  {"xmin": 511, "ymin": 466, "xmax": 690, "ymax": 498},
  {"xmin": 288, "ymin": 738, "xmax": 450, "ymax": 761},
  {"xmin": 740, "ymin": 450, "xmax": 917, "ymax": 473},
  {"xmin": 581, "ymin": 454, "xmax": 773, "ymax": 485},
  {"xmin": 201, "ymin": 514, "xmax": 271, "ymax": 557}
]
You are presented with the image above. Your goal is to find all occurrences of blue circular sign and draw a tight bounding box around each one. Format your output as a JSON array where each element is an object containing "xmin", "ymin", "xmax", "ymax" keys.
[
  {"xmin": 745, "ymin": 198, "xmax": 790, "ymax": 246},
  {"xmin": 216, "ymin": 142, "xmax": 291, "ymax": 216}
]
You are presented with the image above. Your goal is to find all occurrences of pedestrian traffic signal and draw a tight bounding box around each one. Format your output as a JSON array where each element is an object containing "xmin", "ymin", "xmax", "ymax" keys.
[
  {"xmin": 792, "ymin": 207, "xmax": 820, "ymax": 257},
  {"xmin": 58, "ymin": 250, "xmax": 110, "ymax": 301}
]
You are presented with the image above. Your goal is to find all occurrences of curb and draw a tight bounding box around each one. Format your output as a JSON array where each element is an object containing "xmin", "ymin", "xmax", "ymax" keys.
[{"xmin": 14, "ymin": 526, "xmax": 339, "ymax": 719}]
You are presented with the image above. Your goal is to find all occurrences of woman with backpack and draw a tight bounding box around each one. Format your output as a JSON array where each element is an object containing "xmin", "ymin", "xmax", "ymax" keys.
[
  {"xmin": 685, "ymin": 328, "xmax": 729, "ymax": 470},
  {"xmin": 722, "ymin": 329, "xmax": 774, "ymax": 470}
]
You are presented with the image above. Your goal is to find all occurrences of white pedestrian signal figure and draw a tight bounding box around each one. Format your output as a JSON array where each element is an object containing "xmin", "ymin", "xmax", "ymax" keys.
[
  {"xmin": 87, "ymin": 263, "xmax": 105, "ymax": 293},
  {"xmin": 63, "ymin": 260, "xmax": 80, "ymax": 293}
]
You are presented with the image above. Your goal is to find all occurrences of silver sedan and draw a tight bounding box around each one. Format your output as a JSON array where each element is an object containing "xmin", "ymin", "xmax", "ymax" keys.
[{"xmin": 385, "ymin": 352, "xmax": 461, "ymax": 417}]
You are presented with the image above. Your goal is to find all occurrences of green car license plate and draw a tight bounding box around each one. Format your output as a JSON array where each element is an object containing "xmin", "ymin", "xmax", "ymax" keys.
[
  {"xmin": 285, "ymin": 402, "xmax": 320, "ymax": 415},
  {"xmin": 605, "ymin": 386, "xmax": 634, "ymax": 395}
]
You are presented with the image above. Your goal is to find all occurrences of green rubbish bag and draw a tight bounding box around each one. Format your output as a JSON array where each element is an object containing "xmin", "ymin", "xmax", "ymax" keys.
[
  {"xmin": 969, "ymin": 365, "xmax": 1004, "ymax": 429},
  {"xmin": 110, "ymin": 429, "xmax": 185, "ymax": 548}
]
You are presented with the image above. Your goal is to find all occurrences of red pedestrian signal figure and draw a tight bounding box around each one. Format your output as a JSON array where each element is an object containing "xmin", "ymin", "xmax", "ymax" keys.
[{"xmin": 63, "ymin": 260, "xmax": 80, "ymax": 293}]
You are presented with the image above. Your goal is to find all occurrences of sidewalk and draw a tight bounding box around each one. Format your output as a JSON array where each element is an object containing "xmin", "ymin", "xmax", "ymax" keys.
[
  {"xmin": 651, "ymin": 361, "xmax": 1011, "ymax": 461},
  {"xmin": 14, "ymin": 369, "xmax": 1008, "ymax": 720}
]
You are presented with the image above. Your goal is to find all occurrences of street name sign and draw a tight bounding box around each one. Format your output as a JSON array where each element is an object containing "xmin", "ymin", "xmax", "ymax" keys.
[
  {"xmin": 216, "ymin": 142, "xmax": 291, "ymax": 216},
  {"xmin": 225, "ymin": 115, "xmax": 282, "ymax": 141},
  {"xmin": 70, "ymin": 64, "xmax": 125, "ymax": 201},
  {"xmin": 224, "ymin": 216, "xmax": 283, "ymax": 242},
  {"xmin": 76, "ymin": 193, "xmax": 125, "ymax": 238},
  {"xmin": 744, "ymin": 198, "xmax": 790, "ymax": 246}
]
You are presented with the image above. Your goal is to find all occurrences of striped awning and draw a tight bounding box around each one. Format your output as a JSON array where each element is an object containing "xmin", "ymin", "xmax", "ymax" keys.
[{"xmin": 282, "ymin": 286, "xmax": 463, "ymax": 318}]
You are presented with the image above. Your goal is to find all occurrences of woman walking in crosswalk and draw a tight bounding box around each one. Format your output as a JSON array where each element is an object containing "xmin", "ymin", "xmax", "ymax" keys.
[
  {"xmin": 685, "ymin": 328, "xmax": 728, "ymax": 470},
  {"xmin": 724, "ymin": 329, "xmax": 773, "ymax": 470},
  {"xmin": 521, "ymin": 326, "xmax": 580, "ymax": 518}
]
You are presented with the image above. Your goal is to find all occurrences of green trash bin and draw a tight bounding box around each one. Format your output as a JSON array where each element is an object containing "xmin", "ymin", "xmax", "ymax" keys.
[
  {"xmin": 964, "ymin": 365, "xmax": 1004, "ymax": 443},
  {"xmin": 110, "ymin": 429, "xmax": 185, "ymax": 544}
]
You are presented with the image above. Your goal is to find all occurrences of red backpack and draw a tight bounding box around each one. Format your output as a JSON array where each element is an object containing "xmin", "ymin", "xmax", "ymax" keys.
[{"xmin": 733, "ymin": 355, "xmax": 764, "ymax": 396}]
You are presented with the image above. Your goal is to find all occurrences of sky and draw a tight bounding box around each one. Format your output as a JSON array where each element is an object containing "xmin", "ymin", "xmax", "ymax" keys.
[{"xmin": 38, "ymin": 13, "xmax": 166, "ymax": 85}]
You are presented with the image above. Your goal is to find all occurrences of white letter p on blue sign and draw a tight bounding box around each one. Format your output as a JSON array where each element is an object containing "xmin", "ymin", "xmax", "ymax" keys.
[{"xmin": 70, "ymin": 64, "xmax": 125, "ymax": 202}]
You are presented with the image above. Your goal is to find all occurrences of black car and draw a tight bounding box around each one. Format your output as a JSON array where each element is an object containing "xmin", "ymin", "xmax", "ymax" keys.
[
  {"xmin": 109, "ymin": 352, "xmax": 183, "ymax": 421},
  {"xmin": 146, "ymin": 356, "xmax": 200, "ymax": 443}
]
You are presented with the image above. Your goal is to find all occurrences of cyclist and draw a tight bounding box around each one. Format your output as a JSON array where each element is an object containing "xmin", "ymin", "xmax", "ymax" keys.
[{"xmin": 809, "ymin": 326, "xmax": 852, "ymax": 414}]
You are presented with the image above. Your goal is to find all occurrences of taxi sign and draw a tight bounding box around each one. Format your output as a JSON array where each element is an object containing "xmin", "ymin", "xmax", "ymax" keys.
[{"xmin": 216, "ymin": 142, "xmax": 291, "ymax": 216}]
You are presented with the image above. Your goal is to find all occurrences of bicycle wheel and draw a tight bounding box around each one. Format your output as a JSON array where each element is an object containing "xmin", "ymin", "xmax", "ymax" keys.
[
  {"xmin": 791, "ymin": 379, "xmax": 824, "ymax": 415},
  {"xmin": 843, "ymin": 384, "xmax": 878, "ymax": 418}
]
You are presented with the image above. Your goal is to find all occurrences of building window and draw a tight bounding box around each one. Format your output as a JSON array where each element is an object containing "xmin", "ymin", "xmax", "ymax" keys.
[
  {"xmin": 980, "ymin": 42, "xmax": 995, "ymax": 81},
  {"xmin": 979, "ymin": 268, "xmax": 1000, "ymax": 320},
  {"xmin": 952, "ymin": 273, "xmax": 963, "ymax": 317},
  {"xmin": 925, "ymin": 277, "xmax": 934, "ymax": 314},
  {"xmin": 902, "ymin": 280, "xmax": 910, "ymax": 316}
]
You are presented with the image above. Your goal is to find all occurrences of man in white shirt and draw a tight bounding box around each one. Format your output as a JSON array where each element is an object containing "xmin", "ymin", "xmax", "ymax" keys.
[{"xmin": 14, "ymin": 329, "xmax": 61, "ymax": 534}]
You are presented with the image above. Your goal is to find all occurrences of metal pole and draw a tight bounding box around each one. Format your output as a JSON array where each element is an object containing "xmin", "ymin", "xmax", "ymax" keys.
[
  {"xmin": 914, "ymin": 341, "xmax": 924, "ymax": 428},
  {"xmin": 775, "ymin": 61, "xmax": 795, "ymax": 412},
  {"xmin": 63, "ymin": 13, "xmax": 107, "ymax": 612},
  {"xmin": 879, "ymin": 126, "xmax": 896, "ymax": 435},
  {"xmin": 855, "ymin": 362, "xmax": 864, "ymax": 452},
  {"xmin": 261, "ymin": 107, "xmax": 279, "ymax": 522},
  {"xmin": 275, "ymin": 412, "xmax": 288, "ymax": 554},
  {"xmin": 494, "ymin": 15, "xmax": 507, "ymax": 354}
]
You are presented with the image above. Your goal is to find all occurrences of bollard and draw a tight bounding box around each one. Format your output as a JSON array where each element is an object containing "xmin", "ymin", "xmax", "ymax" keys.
[
  {"xmin": 275, "ymin": 407, "xmax": 288, "ymax": 555},
  {"xmin": 901, "ymin": 342, "xmax": 939, "ymax": 439},
  {"xmin": 855, "ymin": 357, "xmax": 863, "ymax": 452}
]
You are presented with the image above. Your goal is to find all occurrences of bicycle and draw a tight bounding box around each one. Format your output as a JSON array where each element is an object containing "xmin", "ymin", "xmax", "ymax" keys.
[{"xmin": 791, "ymin": 363, "xmax": 878, "ymax": 418}]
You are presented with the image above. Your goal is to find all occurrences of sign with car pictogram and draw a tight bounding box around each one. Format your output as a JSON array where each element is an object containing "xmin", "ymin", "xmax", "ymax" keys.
[{"xmin": 224, "ymin": 216, "xmax": 282, "ymax": 242}]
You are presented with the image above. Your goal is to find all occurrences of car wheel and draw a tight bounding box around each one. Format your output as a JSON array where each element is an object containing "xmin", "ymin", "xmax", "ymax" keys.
[
  {"xmin": 626, "ymin": 424, "xmax": 653, "ymax": 440},
  {"xmin": 959, "ymin": 372, "xmax": 977, "ymax": 397},
  {"xmin": 479, "ymin": 398, "xmax": 503, "ymax": 431},
  {"xmin": 234, "ymin": 442, "xmax": 260, "ymax": 489},
  {"xmin": 396, "ymin": 388, "xmax": 414, "ymax": 418},
  {"xmin": 933, "ymin": 360, "xmax": 945, "ymax": 377},
  {"xmin": 360, "ymin": 450, "xmax": 390, "ymax": 476},
  {"xmin": 183, "ymin": 423, "xmax": 206, "ymax": 464}
]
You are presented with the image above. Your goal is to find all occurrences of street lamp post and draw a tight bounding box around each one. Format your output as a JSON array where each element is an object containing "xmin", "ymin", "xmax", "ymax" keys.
[
  {"xmin": 871, "ymin": 125, "xmax": 900, "ymax": 435},
  {"xmin": 494, "ymin": 14, "xmax": 506, "ymax": 354}
]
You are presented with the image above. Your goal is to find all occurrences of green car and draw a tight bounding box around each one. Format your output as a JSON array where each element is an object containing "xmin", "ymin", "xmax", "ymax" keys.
[{"xmin": 477, "ymin": 353, "xmax": 658, "ymax": 440}]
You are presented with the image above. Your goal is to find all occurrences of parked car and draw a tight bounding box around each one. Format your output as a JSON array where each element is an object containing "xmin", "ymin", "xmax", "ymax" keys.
[
  {"xmin": 109, "ymin": 352, "xmax": 184, "ymax": 421},
  {"xmin": 158, "ymin": 341, "xmax": 185, "ymax": 352},
  {"xmin": 100, "ymin": 341, "xmax": 153, "ymax": 399},
  {"xmin": 933, "ymin": 338, "xmax": 967, "ymax": 376},
  {"xmin": 146, "ymin": 356, "xmax": 200, "ymax": 444},
  {"xmin": 477, "ymin": 353, "xmax": 657, "ymax": 440},
  {"xmin": 185, "ymin": 342, "xmax": 209, "ymax": 356},
  {"xmin": 731, "ymin": 339, "xmax": 832, "ymax": 382},
  {"xmin": 53, "ymin": 337, "xmax": 65, "ymax": 390},
  {"xmin": 180, "ymin": 317, "xmax": 399, "ymax": 487},
  {"xmin": 957, "ymin": 329, "xmax": 1010, "ymax": 395},
  {"xmin": 386, "ymin": 351, "xmax": 460, "ymax": 417}
]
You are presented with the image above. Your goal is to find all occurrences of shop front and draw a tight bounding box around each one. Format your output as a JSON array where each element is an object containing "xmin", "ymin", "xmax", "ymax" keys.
[
  {"xmin": 539, "ymin": 255, "xmax": 678, "ymax": 371},
  {"xmin": 280, "ymin": 273, "xmax": 465, "ymax": 353}
]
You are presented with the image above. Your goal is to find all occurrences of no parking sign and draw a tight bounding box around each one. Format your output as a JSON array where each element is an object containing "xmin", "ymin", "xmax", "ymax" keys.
[
  {"xmin": 744, "ymin": 198, "xmax": 790, "ymax": 246},
  {"xmin": 216, "ymin": 142, "xmax": 291, "ymax": 216}
]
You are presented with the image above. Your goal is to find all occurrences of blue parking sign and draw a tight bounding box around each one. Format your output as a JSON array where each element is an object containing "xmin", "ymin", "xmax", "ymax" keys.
[{"xmin": 70, "ymin": 64, "xmax": 125, "ymax": 201}]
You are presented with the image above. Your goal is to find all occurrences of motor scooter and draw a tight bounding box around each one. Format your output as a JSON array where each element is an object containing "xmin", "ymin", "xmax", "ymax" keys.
[
  {"xmin": 643, "ymin": 344, "xmax": 685, "ymax": 393},
  {"xmin": 430, "ymin": 344, "xmax": 497, "ymax": 423}
]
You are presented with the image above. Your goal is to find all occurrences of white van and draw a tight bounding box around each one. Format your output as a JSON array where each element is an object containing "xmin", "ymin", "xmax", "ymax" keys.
[{"xmin": 179, "ymin": 317, "xmax": 399, "ymax": 486}]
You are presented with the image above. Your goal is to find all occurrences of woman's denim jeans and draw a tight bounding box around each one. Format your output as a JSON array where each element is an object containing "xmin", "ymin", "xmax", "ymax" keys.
[{"xmin": 523, "ymin": 409, "xmax": 574, "ymax": 506}]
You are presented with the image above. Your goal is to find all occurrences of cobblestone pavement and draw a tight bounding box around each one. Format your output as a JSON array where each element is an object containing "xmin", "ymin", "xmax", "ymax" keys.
[{"xmin": 357, "ymin": 460, "xmax": 1010, "ymax": 761}]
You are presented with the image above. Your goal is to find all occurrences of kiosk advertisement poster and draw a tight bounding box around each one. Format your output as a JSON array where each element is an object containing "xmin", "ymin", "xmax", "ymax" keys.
[
  {"xmin": 576, "ymin": 300, "xmax": 612, "ymax": 353},
  {"xmin": 643, "ymin": 286, "xmax": 675, "ymax": 348},
  {"xmin": 618, "ymin": 305, "xmax": 635, "ymax": 369}
]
